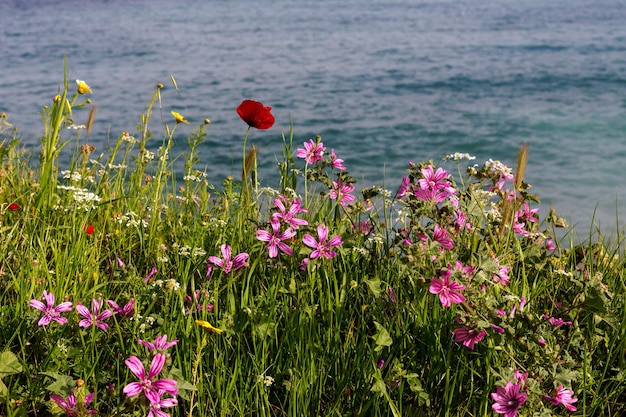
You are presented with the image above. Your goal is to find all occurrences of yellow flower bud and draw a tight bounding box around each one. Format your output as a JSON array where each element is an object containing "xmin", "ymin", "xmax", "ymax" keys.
[
  {"xmin": 76, "ymin": 80, "xmax": 92, "ymax": 94},
  {"xmin": 171, "ymin": 111, "xmax": 189, "ymax": 124}
]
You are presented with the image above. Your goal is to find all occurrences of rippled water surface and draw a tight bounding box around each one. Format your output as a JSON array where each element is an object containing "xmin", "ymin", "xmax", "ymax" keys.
[{"xmin": 2, "ymin": 0, "xmax": 626, "ymax": 233}]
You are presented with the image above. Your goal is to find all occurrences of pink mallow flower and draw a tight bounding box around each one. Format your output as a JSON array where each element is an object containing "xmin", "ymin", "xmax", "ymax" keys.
[
  {"xmin": 329, "ymin": 180, "xmax": 356, "ymax": 206},
  {"xmin": 491, "ymin": 381, "xmax": 527, "ymax": 417},
  {"xmin": 395, "ymin": 176, "xmax": 411, "ymax": 199},
  {"xmin": 419, "ymin": 224, "xmax": 454, "ymax": 252},
  {"xmin": 123, "ymin": 354, "xmax": 178, "ymax": 404},
  {"xmin": 452, "ymin": 325, "xmax": 487, "ymax": 350},
  {"xmin": 148, "ymin": 389, "xmax": 179, "ymax": 417},
  {"xmin": 297, "ymin": 139, "xmax": 325, "ymax": 164},
  {"xmin": 302, "ymin": 223, "xmax": 343, "ymax": 259},
  {"xmin": 138, "ymin": 334, "xmax": 179, "ymax": 353},
  {"xmin": 76, "ymin": 298, "xmax": 113, "ymax": 330},
  {"xmin": 544, "ymin": 384, "xmax": 578, "ymax": 411},
  {"xmin": 272, "ymin": 196, "xmax": 308, "ymax": 229},
  {"xmin": 330, "ymin": 149, "xmax": 346, "ymax": 170},
  {"xmin": 50, "ymin": 390, "xmax": 96, "ymax": 416},
  {"xmin": 492, "ymin": 258, "xmax": 511, "ymax": 285},
  {"xmin": 208, "ymin": 244, "xmax": 249, "ymax": 275},
  {"xmin": 29, "ymin": 290, "xmax": 73, "ymax": 327},
  {"xmin": 256, "ymin": 220, "xmax": 297, "ymax": 258},
  {"xmin": 107, "ymin": 298, "xmax": 135, "ymax": 318},
  {"xmin": 429, "ymin": 274, "xmax": 466, "ymax": 307}
]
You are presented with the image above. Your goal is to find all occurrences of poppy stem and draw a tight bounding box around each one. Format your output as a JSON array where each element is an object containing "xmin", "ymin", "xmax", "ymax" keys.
[{"xmin": 240, "ymin": 126, "xmax": 252, "ymax": 209}]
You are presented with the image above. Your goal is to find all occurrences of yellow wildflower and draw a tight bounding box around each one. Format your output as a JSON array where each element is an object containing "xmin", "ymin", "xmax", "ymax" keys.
[
  {"xmin": 195, "ymin": 319, "xmax": 223, "ymax": 334},
  {"xmin": 171, "ymin": 111, "xmax": 189, "ymax": 124},
  {"xmin": 53, "ymin": 94, "xmax": 61, "ymax": 103},
  {"xmin": 76, "ymin": 80, "xmax": 92, "ymax": 94}
]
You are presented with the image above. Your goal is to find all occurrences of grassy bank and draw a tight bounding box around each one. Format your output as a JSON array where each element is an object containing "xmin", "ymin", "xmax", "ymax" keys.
[{"xmin": 0, "ymin": 70, "xmax": 625, "ymax": 417}]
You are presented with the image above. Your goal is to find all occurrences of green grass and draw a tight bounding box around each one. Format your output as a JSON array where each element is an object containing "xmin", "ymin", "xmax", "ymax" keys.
[{"xmin": 0, "ymin": 67, "xmax": 625, "ymax": 417}]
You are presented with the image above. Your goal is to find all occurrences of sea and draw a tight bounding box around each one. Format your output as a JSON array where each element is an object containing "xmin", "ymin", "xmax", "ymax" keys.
[{"xmin": 2, "ymin": 0, "xmax": 626, "ymax": 237}]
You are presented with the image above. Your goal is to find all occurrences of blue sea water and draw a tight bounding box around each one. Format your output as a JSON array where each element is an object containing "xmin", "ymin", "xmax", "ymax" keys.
[{"xmin": 2, "ymin": 0, "xmax": 626, "ymax": 235}]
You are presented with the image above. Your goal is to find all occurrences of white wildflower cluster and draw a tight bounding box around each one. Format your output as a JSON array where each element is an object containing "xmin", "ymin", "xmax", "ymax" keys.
[
  {"xmin": 473, "ymin": 189, "xmax": 498, "ymax": 202},
  {"xmin": 141, "ymin": 150, "xmax": 155, "ymax": 162},
  {"xmin": 56, "ymin": 185, "xmax": 101, "ymax": 211},
  {"xmin": 158, "ymin": 147, "xmax": 169, "ymax": 162},
  {"xmin": 183, "ymin": 171, "xmax": 208, "ymax": 182},
  {"xmin": 205, "ymin": 218, "xmax": 227, "ymax": 231},
  {"xmin": 115, "ymin": 211, "xmax": 149, "ymax": 228},
  {"xmin": 486, "ymin": 203, "xmax": 502, "ymax": 222},
  {"xmin": 156, "ymin": 256, "xmax": 169, "ymax": 264},
  {"xmin": 380, "ymin": 189, "xmax": 392, "ymax": 198},
  {"xmin": 152, "ymin": 279, "xmax": 181, "ymax": 291},
  {"xmin": 67, "ymin": 124, "xmax": 86, "ymax": 130},
  {"xmin": 352, "ymin": 247, "xmax": 369, "ymax": 256},
  {"xmin": 484, "ymin": 159, "xmax": 514, "ymax": 179},
  {"xmin": 258, "ymin": 187, "xmax": 280, "ymax": 198},
  {"xmin": 61, "ymin": 170, "xmax": 85, "ymax": 183},
  {"xmin": 367, "ymin": 234, "xmax": 385, "ymax": 246},
  {"xmin": 396, "ymin": 207, "xmax": 411, "ymax": 225},
  {"xmin": 107, "ymin": 163, "xmax": 127, "ymax": 170},
  {"xmin": 121, "ymin": 131, "xmax": 137, "ymax": 144},
  {"xmin": 173, "ymin": 244, "xmax": 207, "ymax": 258},
  {"xmin": 445, "ymin": 152, "xmax": 476, "ymax": 161},
  {"xmin": 256, "ymin": 375, "xmax": 275, "ymax": 387},
  {"xmin": 555, "ymin": 269, "xmax": 574, "ymax": 278},
  {"xmin": 138, "ymin": 315, "xmax": 157, "ymax": 333}
]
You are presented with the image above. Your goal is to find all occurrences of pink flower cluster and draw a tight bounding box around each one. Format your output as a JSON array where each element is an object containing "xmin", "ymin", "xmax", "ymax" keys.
[{"xmin": 29, "ymin": 291, "xmax": 134, "ymax": 330}]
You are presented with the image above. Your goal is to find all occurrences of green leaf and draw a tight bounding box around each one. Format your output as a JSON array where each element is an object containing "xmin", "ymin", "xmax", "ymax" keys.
[
  {"xmin": 372, "ymin": 321, "xmax": 393, "ymax": 351},
  {"xmin": 365, "ymin": 278, "xmax": 382, "ymax": 298},
  {"xmin": 167, "ymin": 367, "xmax": 197, "ymax": 401},
  {"xmin": 370, "ymin": 372, "xmax": 387, "ymax": 394},
  {"xmin": 42, "ymin": 372, "xmax": 75, "ymax": 394},
  {"xmin": 0, "ymin": 351, "xmax": 22, "ymax": 379}
]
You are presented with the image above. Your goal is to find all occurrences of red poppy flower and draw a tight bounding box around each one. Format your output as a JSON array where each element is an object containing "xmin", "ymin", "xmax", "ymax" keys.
[
  {"xmin": 236, "ymin": 100, "xmax": 275, "ymax": 130},
  {"xmin": 8, "ymin": 203, "xmax": 20, "ymax": 211},
  {"xmin": 85, "ymin": 225, "xmax": 95, "ymax": 235}
]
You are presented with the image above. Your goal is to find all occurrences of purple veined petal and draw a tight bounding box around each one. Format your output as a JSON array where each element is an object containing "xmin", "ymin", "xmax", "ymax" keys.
[
  {"xmin": 309, "ymin": 249, "xmax": 321, "ymax": 259},
  {"xmin": 281, "ymin": 228, "xmax": 297, "ymax": 240},
  {"xmin": 84, "ymin": 392, "xmax": 95, "ymax": 405},
  {"xmin": 439, "ymin": 294, "xmax": 451, "ymax": 307},
  {"xmin": 138, "ymin": 339, "xmax": 156, "ymax": 351},
  {"xmin": 277, "ymin": 242, "xmax": 293, "ymax": 256},
  {"xmin": 302, "ymin": 234, "xmax": 318, "ymax": 249},
  {"xmin": 429, "ymin": 278, "xmax": 443, "ymax": 294},
  {"xmin": 49, "ymin": 394, "xmax": 68, "ymax": 409},
  {"xmin": 91, "ymin": 298, "xmax": 101, "ymax": 311},
  {"xmin": 29, "ymin": 299, "xmax": 46, "ymax": 312},
  {"xmin": 232, "ymin": 253, "xmax": 249, "ymax": 269},
  {"xmin": 43, "ymin": 290, "xmax": 55, "ymax": 307},
  {"xmin": 51, "ymin": 316, "xmax": 68, "ymax": 326},
  {"xmin": 78, "ymin": 319, "xmax": 92, "ymax": 328},
  {"xmin": 448, "ymin": 292, "xmax": 466, "ymax": 305},
  {"xmin": 268, "ymin": 244, "xmax": 279, "ymax": 258},
  {"xmin": 327, "ymin": 235, "xmax": 343, "ymax": 247},
  {"xmin": 38, "ymin": 315, "xmax": 53, "ymax": 327},
  {"xmin": 220, "ymin": 244, "xmax": 232, "ymax": 261},
  {"xmin": 123, "ymin": 381, "xmax": 144, "ymax": 397},
  {"xmin": 207, "ymin": 256, "xmax": 224, "ymax": 267},
  {"xmin": 152, "ymin": 378, "xmax": 178, "ymax": 396},
  {"xmin": 256, "ymin": 229, "xmax": 272, "ymax": 242},
  {"xmin": 96, "ymin": 322, "xmax": 109, "ymax": 331},
  {"xmin": 76, "ymin": 303, "xmax": 91, "ymax": 319},
  {"xmin": 125, "ymin": 356, "xmax": 146, "ymax": 379},
  {"xmin": 97, "ymin": 309, "xmax": 113, "ymax": 321},
  {"xmin": 316, "ymin": 224, "xmax": 328, "ymax": 242},
  {"xmin": 148, "ymin": 354, "xmax": 166, "ymax": 379}
]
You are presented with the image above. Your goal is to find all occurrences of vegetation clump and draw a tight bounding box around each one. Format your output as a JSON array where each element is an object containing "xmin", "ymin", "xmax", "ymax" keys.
[{"xmin": 0, "ymin": 69, "xmax": 624, "ymax": 416}]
